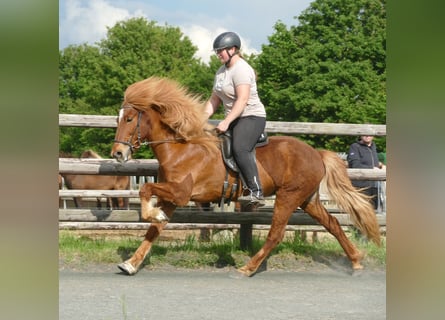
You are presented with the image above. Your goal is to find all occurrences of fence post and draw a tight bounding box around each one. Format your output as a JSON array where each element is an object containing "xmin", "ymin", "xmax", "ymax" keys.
[
  {"xmin": 239, "ymin": 202, "xmax": 257, "ymax": 250},
  {"xmin": 239, "ymin": 224, "xmax": 253, "ymax": 251}
]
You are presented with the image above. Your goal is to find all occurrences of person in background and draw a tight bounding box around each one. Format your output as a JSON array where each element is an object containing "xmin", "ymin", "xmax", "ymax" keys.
[
  {"xmin": 347, "ymin": 135, "xmax": 385, "ymax": 210},
  {"xmin": 204, "ymin": 31, "xmax": 266, "ymax": 206}
]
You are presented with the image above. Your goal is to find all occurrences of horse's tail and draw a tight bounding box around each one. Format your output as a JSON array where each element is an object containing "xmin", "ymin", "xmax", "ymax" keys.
[{"xmin": 319, "ymin": 150, "xmax": 381, "ymax": 245}]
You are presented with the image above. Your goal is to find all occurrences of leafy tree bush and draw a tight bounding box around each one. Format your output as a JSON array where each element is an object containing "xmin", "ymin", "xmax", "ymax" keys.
[
  {"xmin": 59, "ymin": 18, "xmax": 213, "ymax": 158},
  {"xmin": 60, "ymin": 2, "xmax": 387, "ymax": 157},
  {"xmin": 255, "ymin": 0, "xmax": 386, "ymax": 152}
]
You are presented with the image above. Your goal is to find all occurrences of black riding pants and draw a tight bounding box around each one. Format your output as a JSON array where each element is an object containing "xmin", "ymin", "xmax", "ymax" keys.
[{"xmin": 230, "ymin": 116, "xmax": 266, "ymax": 194}]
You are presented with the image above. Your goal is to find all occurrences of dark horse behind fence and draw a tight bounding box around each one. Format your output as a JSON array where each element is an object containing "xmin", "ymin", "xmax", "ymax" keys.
[
  {"xmin": 61, "ymin": 150, "xmax": 130, "ymax": 209},
  {"xmin": 111, "ymin": 76, "xmax": 380, "ymax": 277}
]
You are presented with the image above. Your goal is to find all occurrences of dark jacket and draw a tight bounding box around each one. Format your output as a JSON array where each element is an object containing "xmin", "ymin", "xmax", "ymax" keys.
[{"xmin": 347, "ymin": 140, "xmax": 379, "ymax": 188}]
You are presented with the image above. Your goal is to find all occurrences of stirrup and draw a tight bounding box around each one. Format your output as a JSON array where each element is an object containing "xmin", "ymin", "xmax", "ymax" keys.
[{"xmin": 238, "ymin": 193, "xmax": 265, "ymax": 207}]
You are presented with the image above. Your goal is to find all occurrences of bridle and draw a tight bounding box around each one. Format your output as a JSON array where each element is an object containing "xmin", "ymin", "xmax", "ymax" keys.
[{"xmin": 113, "ymin": 107, "xmax": 183, "ymax": 153}]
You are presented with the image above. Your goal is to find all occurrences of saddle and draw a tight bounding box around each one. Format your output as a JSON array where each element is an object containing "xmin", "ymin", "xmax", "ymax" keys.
[
  {"xmin": 220, "ymin": 130, "xmax": 269, "ymax": 173},
  {"xmin": 217, "ymin": 131, "xmax": 268, "ymax": 209}
]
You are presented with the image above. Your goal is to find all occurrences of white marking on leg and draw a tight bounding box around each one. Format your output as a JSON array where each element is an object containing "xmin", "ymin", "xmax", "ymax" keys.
[
  {"xmin": 153, "ymin": 208, "xmax": 169, "ymax": 222},
  {"xmin": 141, "ymin": 197, "xmax": 169, "ymax": 222}
]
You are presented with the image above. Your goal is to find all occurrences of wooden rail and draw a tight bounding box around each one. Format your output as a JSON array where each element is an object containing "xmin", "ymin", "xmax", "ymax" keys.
[
  {"xmin": 59, "ymin": 158, "xmax": 160, "ymax": 176},
  {"xmin": 58, "ymin": 158, "xmax": 386, "ymax": 180},
  {"xmin": 59, "ymin": 114, "xmax": 386, "ymax": 136},
  {"xmin": 59, "ymin": 114, "xmax": 387, "ymax": 242},
  {"xmin": 59, "ymin": 209, "xmax": 386, "ymax": 228}
]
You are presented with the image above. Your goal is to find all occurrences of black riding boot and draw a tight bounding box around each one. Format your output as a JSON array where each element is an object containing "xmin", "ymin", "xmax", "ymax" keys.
[{"xmin": 238, "ymin": 175, "xmax": 265, "ymax": 206}]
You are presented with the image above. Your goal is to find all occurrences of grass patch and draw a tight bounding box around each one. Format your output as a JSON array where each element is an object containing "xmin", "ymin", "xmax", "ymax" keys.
[
  {"xmin": 59, "ymin": 232, "xmax": 142, "ymax": 265},
  {"xmin": 59, "ymin": 229, "xmax": 386, "ymax": 270}
]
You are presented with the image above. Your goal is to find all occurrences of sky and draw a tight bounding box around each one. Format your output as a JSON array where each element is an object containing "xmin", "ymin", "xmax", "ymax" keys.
[{"xmin": 59, "ymin": 0, "xmax": 313, "ymax": 64}]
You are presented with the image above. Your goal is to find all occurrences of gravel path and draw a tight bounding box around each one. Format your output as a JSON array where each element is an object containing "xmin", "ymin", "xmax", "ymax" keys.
[{"xmin": 59, "ymin": 264, "xmax": 385, "ymax": 320}]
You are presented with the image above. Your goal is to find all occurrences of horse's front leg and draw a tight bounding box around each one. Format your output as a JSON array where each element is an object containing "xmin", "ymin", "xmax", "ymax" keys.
[
  {"xmin": 118, "ymin": 221, "xmax": 168, "ymax": 275},
  {"xmin": 118, "ymin": 175, "xmax": 193, "ymax": 275},
  {"xmin": 139, "ymin": 173, "xmax": 193, "ymax": 222}
]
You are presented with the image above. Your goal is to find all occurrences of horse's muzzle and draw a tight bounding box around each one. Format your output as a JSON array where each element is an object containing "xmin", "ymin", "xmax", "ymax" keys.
[{"xmin": 111, "ymin": 146, "xmax": 132, "ymax": 163}]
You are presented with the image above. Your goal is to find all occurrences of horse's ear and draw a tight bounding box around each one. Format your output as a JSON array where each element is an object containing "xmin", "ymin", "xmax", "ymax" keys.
[
  {"xmin": 151, "ymin": 104, "xmax": 159, "ymax": 112},
  {"xmin": 151, "ymin": 103, "xmax": 166, "ymax": 116}
]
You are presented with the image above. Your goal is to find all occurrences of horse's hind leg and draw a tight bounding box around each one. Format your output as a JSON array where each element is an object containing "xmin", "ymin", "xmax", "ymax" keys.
[
  {"xmin": 302, "ymin": 198, "xmax": 364, "ymax": 270},
  {"xmin": 73, "ymin": 197, "xmax": 82, "ymax": 208},
  {"xmin": 96, "ymin": 197, "xmax": 103, "ymax": 209},
  {"xmin": 116, "ymin": 197, "xmax": 129, "ymax": 209},
  {"xmin": 238, "ymin": 197, "xmax": 295, "ymax": 277}
]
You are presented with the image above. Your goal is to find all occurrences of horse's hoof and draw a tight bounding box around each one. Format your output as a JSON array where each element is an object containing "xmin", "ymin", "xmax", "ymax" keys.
[
  {"xmin": 117, "ymin": 261, "xmax": 137, "ymax": 275},
  {"xmin": 351, "ymin": 251, "xmax": 365, "ymax": 270},
  {"xmin": 352, "ymin": 262, "xmax": 364, "ymax": 270},
  {"xmin": 237, "ymin": 266, "xmax": 256, "ymax": 277}
]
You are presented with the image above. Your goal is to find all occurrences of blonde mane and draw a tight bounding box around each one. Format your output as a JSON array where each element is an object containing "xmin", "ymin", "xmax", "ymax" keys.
[
  {"xmin": 80, "ymin": 150, "xmax": 103, "ymax": 159},
  {"xmin": 123, "ymin": 77, "xmax": 219, "ymax": 151}
]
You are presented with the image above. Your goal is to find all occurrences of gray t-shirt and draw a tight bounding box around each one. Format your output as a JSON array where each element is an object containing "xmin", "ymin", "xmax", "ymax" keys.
[{"xmin": 213, "ymin": 58, "xmax": 266, "ymax": 118}]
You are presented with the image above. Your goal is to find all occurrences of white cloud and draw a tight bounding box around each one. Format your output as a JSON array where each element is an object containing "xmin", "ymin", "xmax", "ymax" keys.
[
  {"xmin": 180, "ymin": 26, "xmax": 258, "ymax": 64},
  {"xmin": 60, "ymin": 0, "xmax": 145, "ymax": 47},
  {"xmin": 179, "ymin": 25, "xmax": 217, "ymax": 64},
  {"xmin": 60, "ymin": 0, "xmax": 304, "ymax": 63}
]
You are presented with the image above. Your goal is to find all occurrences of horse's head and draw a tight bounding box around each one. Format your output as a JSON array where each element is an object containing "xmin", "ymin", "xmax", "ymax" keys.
[
  {"xmin": 112, "ymin": 77, "xmax": 220, "ymax": 163},
  {"xmin": 112, "ymin": 106, "xmax": 145, "ymax": 163}
]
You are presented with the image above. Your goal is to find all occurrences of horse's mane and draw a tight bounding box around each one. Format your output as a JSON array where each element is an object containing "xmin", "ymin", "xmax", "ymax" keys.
[
  {"xmin": 123, "ymin": 77, "xmax": 219, "ymax": 152},
  {"xmin": 80, "ymin": 150, "xmax": 103, "ymax": 159}
]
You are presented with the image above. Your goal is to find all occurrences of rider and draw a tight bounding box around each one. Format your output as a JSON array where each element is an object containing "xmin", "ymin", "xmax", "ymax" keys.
[{"xmin": 204, "ymin": 31, "xmax": 267, "ymax": 206}]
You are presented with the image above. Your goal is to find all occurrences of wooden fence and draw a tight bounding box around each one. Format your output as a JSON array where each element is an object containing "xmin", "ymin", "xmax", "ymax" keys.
[{"xmin": 59, "ymin": 114, "xmax": 386, "ymax": 244}]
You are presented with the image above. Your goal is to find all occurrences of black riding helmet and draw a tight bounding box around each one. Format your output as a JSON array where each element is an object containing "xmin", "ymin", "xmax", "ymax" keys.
[
  {"xmin": 213, "ymin": 32, "xmax": 241, "ymax": 66},
  {"xmin": 213, "ymin": 31, "xmax": 241, "ymax": 51}
]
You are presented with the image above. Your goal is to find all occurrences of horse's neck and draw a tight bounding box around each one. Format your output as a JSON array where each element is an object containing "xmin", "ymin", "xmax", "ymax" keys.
[{"xmin": 153, "ymin": 141, "xmax": 219, "ymax": 166}]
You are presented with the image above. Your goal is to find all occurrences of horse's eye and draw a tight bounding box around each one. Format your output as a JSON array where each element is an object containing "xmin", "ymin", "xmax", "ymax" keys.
[{"xmin": 126, "ymin": 117, "xmax": 133, "ymax": 122}]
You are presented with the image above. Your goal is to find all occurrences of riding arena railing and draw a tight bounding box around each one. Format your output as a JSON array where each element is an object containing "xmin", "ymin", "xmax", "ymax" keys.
[{"xmin": 58, "ymin": 114, "xmax": 386, "ymax": 245}]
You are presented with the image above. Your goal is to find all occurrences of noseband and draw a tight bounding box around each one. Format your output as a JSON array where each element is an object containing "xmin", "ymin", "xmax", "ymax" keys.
[
  {"xmin": 113, "ymin": 110, "xmax": 146, "ymax": 152},
  {"xmin": 113, "ymin": 108, "xmax": 183, "ymax": 152}
]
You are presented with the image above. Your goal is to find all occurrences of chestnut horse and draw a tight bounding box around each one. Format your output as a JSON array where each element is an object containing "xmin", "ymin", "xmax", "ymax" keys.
[
  {"xmin": 111, "ymin": 77, "xmax": 380, "ymax": 277},
  {"xmin": 62, "ymin": 150, "xmax": 130, "ymax": 209}
]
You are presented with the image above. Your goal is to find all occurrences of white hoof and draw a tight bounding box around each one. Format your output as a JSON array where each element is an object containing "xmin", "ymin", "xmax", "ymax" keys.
[{"xmin": 117, "ymin": 261, "xmax": 137, "ymax": 275}]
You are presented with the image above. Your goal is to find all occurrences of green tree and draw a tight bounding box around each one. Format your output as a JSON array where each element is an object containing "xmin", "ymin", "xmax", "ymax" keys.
[
  {"xmin": 59, "ymin": 44, "xmax": 113, "ymax": 156},
  {"xmin": 99, "ymin": 18, "xmax": 209, "ymax": 99},
  {"xmin": 256, "ymin": 0, "xmax": 386, "ymax": 152},
  {"xmin": 59, "ymin": 18, "xmax": 213, "ymax": 158}
]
